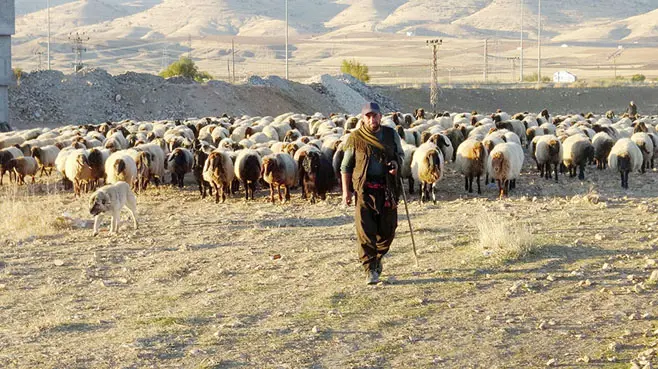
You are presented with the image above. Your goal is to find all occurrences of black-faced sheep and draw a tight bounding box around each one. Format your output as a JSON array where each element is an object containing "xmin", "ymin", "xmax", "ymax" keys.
[
  {"xmin": 487, "ymin": 142, "xmax": 524, "ymax": 198},
  {"xmin": 455, "ymin": 139, "xmax": 488, "ymax": 194},
  {"xmin": 301, "ymin": 150, "xmax": 336, "ymax": 203},
  {"xmin": 261, "ymin": 153, "xmax": 297, "ymax": 203},
  {"xmin": 562, "ymin": 135, "xmax": 594, "ymax": 180},
  {"xmin": 592, "ymin": 132, "xmax": 615, "ymax": 170},
  {"xmin": 630, "ymin": 132, "xmax": 654, "ymax": 173},
  {"xmin": 0, "ymin": 147, "xmax": 23, "ymax": 185},
  {"xmin": 608, "ymin": 138, "xmax": 643, "ymax": 189},
  {"xmin": 167, "ymin": 148, "xmax": 193, "ymax": 188},
  {"xmin": 105, "ymin": 151, "xmax": 137, "ymax": 188},
  {"xmin": 6, "ymin": 156, "xmax": 38, "ymax": 185},
  {"xmin": 31, "ymin": 145, "xmax": 60, "ymax": 176},
  {"xmin": 203, "ymin": 150, "xmax": 235, "ymax": 203},
  {"xmin": 192, "ymin": 143, "xmax": 215, "ymax": 198},
  {"xmin": 234, "ymin": 149, "xmax": 262, "ymax": 201},
  {"xmin": 411, "ymin": 142, "xmax": 445, "ymax": 204}
]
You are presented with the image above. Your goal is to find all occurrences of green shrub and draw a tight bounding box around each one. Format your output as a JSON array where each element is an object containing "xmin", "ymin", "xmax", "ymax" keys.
[
  {"xmin": 340, "ymin": 59, "xmax": 370, "ymax": 83},
  {"xmin": 12, "ymin": 68, "xmax": 22, "ymax": 84},
  {"xmin": 631, "ymin": 74, "xmax": 646, "ymax": 83},
  {"xmin": 159, "ymin": 57, "xmax": 212, "ymax": 82}
]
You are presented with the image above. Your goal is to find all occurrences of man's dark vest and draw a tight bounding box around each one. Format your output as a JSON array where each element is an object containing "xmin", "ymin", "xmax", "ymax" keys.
[{"xmin": 351, "ymin": 126, "xmax": 398, "ymax": 195}]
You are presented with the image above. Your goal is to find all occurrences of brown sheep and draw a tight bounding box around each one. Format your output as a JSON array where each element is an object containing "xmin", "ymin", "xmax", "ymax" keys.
[{"xmin": 7, "ymin": 157, "xmax": 38, "ymax": 185}]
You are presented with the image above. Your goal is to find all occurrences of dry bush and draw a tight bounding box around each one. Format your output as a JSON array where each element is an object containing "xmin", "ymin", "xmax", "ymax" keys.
[
  {"xmin": 0, "ymin": 184, "xmax": 71, "ymax": 241},
  {"xmin": 475, "ymin": 213, "xmax": 536, "ymax": 263}
]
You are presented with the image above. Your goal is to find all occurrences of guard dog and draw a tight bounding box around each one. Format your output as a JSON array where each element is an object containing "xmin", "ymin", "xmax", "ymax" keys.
[{"xmin": 89, "ymin": 181, "xmax": 138, "ymax": 236}]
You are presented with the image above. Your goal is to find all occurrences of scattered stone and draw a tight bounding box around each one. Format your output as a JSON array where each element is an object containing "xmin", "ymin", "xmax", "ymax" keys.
[
  {"xmin": 649, "ymin": 271, "xmax": 658, "ymax": 283},
  {"xmin": 546, "ymin": 358, "xmax": 557, "ymax": 366},
  {"xmin": 609, "ymin": 342, "xmax": 619, "ymax": 352},
  {"xmin": 538, "ymin": 320, "xmax": 547, "ymax": 330},
  {"xmin": 576, "ymin": 355, "xmax": 591, "ymax": 363},
  {"xmin": 595, "ymin": 233, "xmax": 606, "ymax": 241},
  {"xmin": 311, "ymin": 326, "xmax": 319, "ymax": 334},
  {"xmin": 271, "ymin": 254, "xmax": 282, "ymax": 260},
  {"xmin": 602, "ymin": 263, "xmax": 613, "ymax": 271},
  {"xmin": 629, "ymin": 313, "xmax": 639, "ymax": 321},
  {"xmin": 546, "ymin": 274, "xmax": 556, "ymax": 282},
  {"xmin": 53, "ymin": 259, "xmax": 65, "ymax": 266}
]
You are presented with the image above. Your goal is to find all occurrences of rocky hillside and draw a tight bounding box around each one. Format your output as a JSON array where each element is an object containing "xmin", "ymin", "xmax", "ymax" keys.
[{"xmin": 8, "ymin": 69, "xmax": 658, "ymax": 129}]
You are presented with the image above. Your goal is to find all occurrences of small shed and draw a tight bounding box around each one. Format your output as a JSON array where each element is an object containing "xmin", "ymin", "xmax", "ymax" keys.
[{"xmin": 553, "ymin": 71, "xmax": 577, "ymax": 83}]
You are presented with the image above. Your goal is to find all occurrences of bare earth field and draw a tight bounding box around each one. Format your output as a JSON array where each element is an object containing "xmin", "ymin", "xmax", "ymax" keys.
[{"xmin": 2, "ymin": 151, "xmax": 658, "ymax": 368}]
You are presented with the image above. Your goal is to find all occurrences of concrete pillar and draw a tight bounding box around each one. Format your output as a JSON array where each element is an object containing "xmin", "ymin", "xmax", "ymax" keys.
[{"xmin": 0, "ymin": 0, "xmax": 16, "ymax": 129}]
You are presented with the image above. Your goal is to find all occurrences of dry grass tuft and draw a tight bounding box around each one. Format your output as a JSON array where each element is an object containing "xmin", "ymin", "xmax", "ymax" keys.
[
  {"xmin": 475, "ymin": 213, "xmax": 536, "ymax": 263},
  {"xmin": 0, "ymin": 184, "xmax": 72, "ymax": 241}
]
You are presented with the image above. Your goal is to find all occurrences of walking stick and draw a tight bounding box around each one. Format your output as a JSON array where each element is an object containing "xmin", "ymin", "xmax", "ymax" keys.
[{"xmin": 398, "ymin": 177, "xmax": 419, "ymax": 267}]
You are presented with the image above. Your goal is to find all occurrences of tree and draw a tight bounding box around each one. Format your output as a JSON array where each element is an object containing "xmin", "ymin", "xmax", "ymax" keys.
[
  {"xmin": 12, "ymin": 67, "xmax": 23, "ymax": 85},
  {"xmin": 341, "ymin": 59, "xmax": 370, "ymax": 83},
  {"xmin": 159, "ymin": 57, "xmax": 213, "ymax": 82}
]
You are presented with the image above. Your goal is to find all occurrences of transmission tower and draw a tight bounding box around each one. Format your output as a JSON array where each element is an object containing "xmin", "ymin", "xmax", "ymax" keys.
[
  {"xmin": 607, "ymin": 46, "xmax": 624, "ymax": 79},
  {"xmin": 426, "ymin": 39, "xmax": 442, "ymax": 113},
  {"xmin": 35, "ymin": 51, "xmax": 44, "ymax": 71},
  {"xmin": 68, "ymin": 32, "xmax": 89, "ymax": 72},
  {"xmin": 507, "ymin": 57, "xmax": 519, "ymax": 82}
]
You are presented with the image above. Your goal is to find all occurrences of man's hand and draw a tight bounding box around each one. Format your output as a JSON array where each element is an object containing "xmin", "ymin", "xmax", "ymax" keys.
[
  {"xmin": 342, "ymin": 191, "xmax": 352, "ymax": 206},
  {"xmin": 388, "ymin": 161, "xmax": 399, "ymax": 176}
]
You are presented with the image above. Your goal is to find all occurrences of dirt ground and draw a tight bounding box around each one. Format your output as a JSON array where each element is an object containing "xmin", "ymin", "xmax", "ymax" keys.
[{"xmin": 2, "ymin": 149, "xmax": 658, "ymax": 368}]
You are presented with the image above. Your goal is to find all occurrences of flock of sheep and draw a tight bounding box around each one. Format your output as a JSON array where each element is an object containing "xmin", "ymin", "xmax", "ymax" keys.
[{"xmin": 0, "ymin": 108, "xmax": 656, "ymax": 204}]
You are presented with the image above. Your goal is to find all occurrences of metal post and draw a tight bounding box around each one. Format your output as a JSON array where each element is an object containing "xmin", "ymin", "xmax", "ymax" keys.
[
  {"xmin": 47, "ymin": 0, "xmax": 51, "ymax": 70},
  {"xmin": 285, "ymin": 0, "xmax": 289, "ymax": 80},
  {"xmin": 483, "ymin": 39, "xmax": 488, "ymax": 82},
  {"xmin": 232, "ymin": 38, "xmax": 235, "ymax": 83},
  {"xmin": 537, "ymin": 0, "xmax": 541, "ymax": 82},
  {"xmin": 520, "ymin": 0, "xmax": 524, "ymax": 82}
]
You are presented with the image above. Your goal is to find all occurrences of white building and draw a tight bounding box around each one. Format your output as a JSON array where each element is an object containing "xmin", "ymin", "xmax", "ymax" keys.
[{"xmin": 553, "ymin": 71, "xmax": 577, "ymax": 83}]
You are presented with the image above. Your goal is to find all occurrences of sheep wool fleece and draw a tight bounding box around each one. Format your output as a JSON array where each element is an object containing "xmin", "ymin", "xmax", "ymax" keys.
[{"xmin": 344, "ymin": 126, "xmax": 401, "ymax": 272}]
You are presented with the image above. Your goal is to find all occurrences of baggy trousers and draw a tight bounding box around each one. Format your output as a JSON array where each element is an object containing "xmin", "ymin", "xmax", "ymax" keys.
[{"xmin": 355, "ymin": 185, "xmax": 398, "ymax": 272}]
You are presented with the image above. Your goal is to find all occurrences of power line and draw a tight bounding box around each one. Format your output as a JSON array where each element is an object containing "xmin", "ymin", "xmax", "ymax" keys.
[{"xmin": 68, "ymin": 31, "xmax": 89, "ymax": 72}]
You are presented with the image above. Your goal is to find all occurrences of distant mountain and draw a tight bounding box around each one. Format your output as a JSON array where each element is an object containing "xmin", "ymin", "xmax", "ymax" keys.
[{"xmin": 13, "ymin": 0, "xmax": 657, "ymax": 40}]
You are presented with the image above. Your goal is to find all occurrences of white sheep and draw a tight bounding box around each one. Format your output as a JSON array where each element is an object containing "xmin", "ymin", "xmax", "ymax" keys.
[
  {"xmin": 487, "ymin": 142, "xmax": 524, "ymax": 197},
  {"xmin": 261, "ymin": 152, "xmax": 297, "ymax": 203},
  {"xmin": 31, "ymin": 145, "xmax": 60, "ymax": 176},
  {"xmin": 630, "ymin": 132, "xmax": 654, "ymax": 173},
  {"xmin": 562, "ymin": 135, "xmax": 594, "ymax": 180},
  {"xmin": 411, "ymin": 142, "xmax": 445, "ymax": 204},
  {"xmin": 65, "ymin": 149, "xmax": 93, "ymax": 197},
  {"xmin": 608, "ymin": 138, "xmax": 643, "ymax": 189},
  {"xmin": 455, "ymin": 139, "xmax": 488, "ymax": 194},
  {"xmin": 105, "ymin": 151, "xmax": 137, "ymax": 187},
  {"xmin": 534, "ymin": 135, "xmax": 563, "ymax": 182},
  {"xmin": 400, "ymin": 142, "xmax": 417, "ymax": 194}
]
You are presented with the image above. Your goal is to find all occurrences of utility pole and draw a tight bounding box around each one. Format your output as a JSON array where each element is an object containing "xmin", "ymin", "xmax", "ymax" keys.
[
  {"xmin": 426, "ymin": 39, "xmax": 442, "ymax": 112},
  {"xmin": 47, "ymin": 0, "xmax": 51, "ymax": 70},
  {"xmin": 447, "ymin": 68, "xmax": 453, "ymax": 85},
  {"xmin": 227, "ymin": 59, "xmax": 231, "ymax": 83},
  {"xmin": 161, "ymin": 45, "xmax": 168, "ymax": 71},
  {"xmin": 68, "ymin": 32, "xmax": 89, "ymax": 72},
  {"xmin": 232, "ymin": 38, "xmax": 235, "ymax": 84},
  {"xmin": 188, "ymin": 35, "xmax": 192, "ymax": 59},
  {"xmin": 519, "ymin": 0, "xmax": 524, "ymax": 82},
  {"xmin": 285, "ymin": 0, "xmax": 289, "ymax": 80},
  {"xmin": 537, "ymin": 0, "xmax": 542, "ymax": 82},
  {"xmin": 507, "ymin": 57, "xmax": 519, "ymax": 82},
  {"xmin": 35, "ymin": 51, "xmax": 44, "ymax": 71},
  {"xmin": 483, "ymin": 39, "xmax": 488, "ymax": 83}
]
